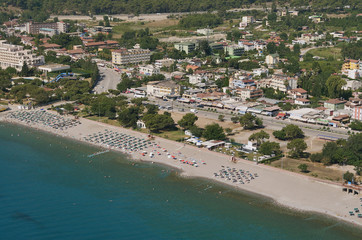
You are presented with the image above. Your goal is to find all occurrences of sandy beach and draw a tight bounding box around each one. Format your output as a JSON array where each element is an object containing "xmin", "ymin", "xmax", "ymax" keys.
[{"xmin": 1, "ymin": 108, "xmax": 362, "ymax": 227}]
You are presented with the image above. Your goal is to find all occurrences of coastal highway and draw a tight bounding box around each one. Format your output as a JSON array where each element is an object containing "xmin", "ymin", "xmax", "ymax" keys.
[{"xmin": 140, "ymin": 96, "xmax": 351, "ymax": 140}]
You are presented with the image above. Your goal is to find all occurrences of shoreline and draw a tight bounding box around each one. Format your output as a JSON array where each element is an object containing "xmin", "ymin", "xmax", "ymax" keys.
[{"xmin": 1, "ymin": 109, "xmax": 362, "ymax": 228}]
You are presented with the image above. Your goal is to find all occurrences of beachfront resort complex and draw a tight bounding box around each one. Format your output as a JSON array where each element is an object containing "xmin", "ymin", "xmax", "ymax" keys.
[{"xmin": 0, "ymin": 1, "xmax": 361, "ymax": 238}]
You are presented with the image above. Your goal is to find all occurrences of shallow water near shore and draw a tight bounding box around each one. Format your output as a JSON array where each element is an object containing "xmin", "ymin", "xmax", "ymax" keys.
[{"xmin": 0, "ymin": 122, "xmax": 361, "ymax": 239}]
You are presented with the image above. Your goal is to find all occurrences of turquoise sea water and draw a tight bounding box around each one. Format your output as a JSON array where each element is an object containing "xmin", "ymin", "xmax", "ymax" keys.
[{"xmin": 0, "ymin": 122, "xmax": 361, "ymax": 240}]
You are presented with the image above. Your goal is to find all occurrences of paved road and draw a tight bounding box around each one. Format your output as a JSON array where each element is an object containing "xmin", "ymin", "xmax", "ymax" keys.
[
  {"xmin": 140, "ymin": 96, "xmax": 350, "ymax": 139},
  {"xmin": 93, "ymin": 67, "xmax": 121, "ymax": 94}
]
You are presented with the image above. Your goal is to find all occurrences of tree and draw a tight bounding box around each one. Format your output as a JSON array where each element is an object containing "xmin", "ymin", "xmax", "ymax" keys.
[
  {"xmin": 287, "ymin": 139, "xmax": 307, "ymax": 158},
  {"xmin": 203, "ymin": 123, "xmax": 226, "ymax": 140},
  {"xmin": 199, "ymin": 40, "xmax": 212, "ymax": 56},
  {"xmin": 117, "ymin": 74, "xmax": 133, "ymax": 92},
  {"xmin": 90, "ymin": 95, "xmax": 117, "ymax": 119},
  {"xmin": 231, "ymin": 116, "xmax": 239, "ymax": 123},
  {"xmin": 143, "ymin": 113, "xmax": 175, "ymax": 132},
  {"xmin": 189, "ymin": 125, "xmax": 203, "ymax": 138},
  {"xmin": 298, "ymin": 164, "xmax": 308, "ymax": 173},
  {"xmin": 273, "ymin": 124, "xmax": 304, "ymax": 140},
  {"xmin": 343, "ymin": 171, "xmax": 354, "ymax": 183},
  {"xmin": 146, "ymin": 104, "xmax": 158, "ymax": 115},
  {"xmin": 63, "ymin": 103, "xmax": 74, "ymax": 113},
  {"xmin": 178, "ymin": 113, "xmax": 198, "ymax": 129},
  {"xmin": 349, "ymin": 121, "xmax": 362, "ymax": 131},
  {"xmin": 259, "ymin": 141, "xmax": 281, "ymax": 155},
  {"xmin": 310, "ymin": 153, "xmax": 323, "ymax": 162},
  {"xmin": 239, "ymin": 113, "xmax": 263, "ymax": 130},
  {"xmin": 284, "ymin": 124, "xmax": 304, "ymax": 139},
  {"xmin": 326, "ymin": 75, "xmax": 346, "ymax": 99},
  {"xmin": 218, "ymin": 114, "xmax": 225, "ymax": 122},
  {"xmin": 225, "ymin": 128, "xmax": 232, "ymax": 135},
  {"xmin": 249, "ymin": 130, "xmax": 270, "ymax": 146},
  {"xmin": 20, "ymin": 62, "xmax": 30, "ymax": 77},
  {"xmin": 119, "ymin": 106, "xmax": 140, "ymax": 128}
]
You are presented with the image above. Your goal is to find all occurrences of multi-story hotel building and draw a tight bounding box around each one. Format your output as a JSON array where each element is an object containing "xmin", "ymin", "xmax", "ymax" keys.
[
  {"xmin": 112, "ymin": 49, "xmax": 151, "ymax": 65},
  {"xmin": 0, "ymin": 40, "xmax": 44, "ymax": 71},
  {"xmin": 25, "ymin": 21, "xmax": 68, "ymax": 34}
]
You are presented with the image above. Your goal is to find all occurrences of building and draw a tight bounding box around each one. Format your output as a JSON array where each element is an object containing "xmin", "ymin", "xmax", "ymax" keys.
[
  {"xmin": 38, "ymin": 64, "xmax": 70, "ymax": 74},
  {"xmin": 288, "ymin": 88, "xmax": 308, "ymax": 99},
  {"xmin": 242, "ymin": 42, "xmax": 255, "ymax": 51},
  {"xmin": 196, "ymin": 28, "xmax": 213, "ymax": 35},
  {"xmin": 308, "ymin": 15, "xmax": 323, "ymax": 23},
  {"xmin": 253, "ymin": 68, "xmax": 269, "ymax": 76},
  {"xmin": 209, "ymin": 42, "xmax": 224, "ymax": 51},
  {"xmin": 146, "ymin": 80, "xmax": 180, "ymax": 98},
  {"xmin": 155, "ymin": 58, "xmax": 174, "ymax": 68},
  {"xmin": 25, "ymin": 21, "xmax": 67, "ymax": 34},
  {"xmin": 230, "ymin": 79, "xmax": 256, "ymax": 88},
  {"xmin": 174, "ymin": 42, "xmax": 196, "ymax": 54},
  {"xmin": 324, "ymin": 99, "xmax": 347, "ymax": 111},
  {"xmin": 39, "ymin": 28, "xmax": 57, "ymax": 37},
  {"xmin": 238, "ymin": 87, "xmax": 263, "ymax": 101},
  {"xmin": 84, "ymin": 40, "xmax": 119, "ymax": 49},
  {"xmin": 269, "ymin": 74, "xmax": 297, "ymax": 92},
  {"xmin": 342, "ymin": 59, "xmax": 359, "ymax": 70},
  {"xmin": 352, "ymin": 106, "xmax": 362, "ymax": 120},
  {"xmin": 265, "ymin": 53, "xmax": 279, "ymax": 65},
  {"xmin": 239, "ymin": 16, "xmax": 255, "ymax": 28},
  {"xmin": 112, "ymin": 48, "xmax": 151, "ymax": 65},
  {"xmin": 224, "ymin": 45, "xmax": 244, "ymax": 56},
  {"xmin": 295, "ymin": 98, "xmax": 311, "ymax": 106},
  {"xmin": 0, "ymin": 40, "xmax": 44, "ymax": 71},
  {"xmin": 342, "ymin": 80, "xmax": 362, "ymax": 90},
  {"xmin": 139, "ymin": 65, "xmax": 160, "ymax": 76}
]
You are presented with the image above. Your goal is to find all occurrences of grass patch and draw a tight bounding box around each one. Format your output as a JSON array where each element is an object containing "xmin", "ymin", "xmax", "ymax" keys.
[
  {"xmin": 112, "ymin": 19, "xmax": 179, "ymax": 38},
  {"xmin": 300, "ymin": 60, "xmax": 343, "ymax": 72},
  {"xmin": 153, "ymin": 130, "xmax": 186, "ymax": 141},
  {"xmin": 308, "ymin": 47, "xmax": 342, "ymax": 60},
  {"xmin": 86, "ymin": 116, "xmax": 121, "ymax": 127},
  {"xmin": 271, "ymin": 158, "xmax": 343, "ymax": 182}
]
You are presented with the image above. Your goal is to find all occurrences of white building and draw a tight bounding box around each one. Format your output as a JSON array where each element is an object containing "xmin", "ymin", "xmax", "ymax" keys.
[
  {"xmin": 146, "ymin": 80, "xmax": 180, "ymax": 98},
  {"xmin": 139, "ymin": 65, "xmax": 160, "ymax": 76},
  {"xmin": 112, "ymin": 48, "xmax": 151, "ymax": 65},
  {"xmin": 253, "ymin": 68, "xmax": 269, "ymax": 76},
  {"xmin": 155, "ymin": 58, "xmax": 174, "ymax": 68},
  {"xmin": 197, "ymin": 28, "xmax": 213, "ymax": 35},
  {"xmin": 269, "ymin": 74, "xmax": 297, "ymax": 93},
  {"xmin": 0, "ymin": 40, "xmax": 44, "ymax": 71},
  {"xmin": 295, "ymin": 98, "xmax": 311, "ymax": 106},
  {"xmin": 188, "ymin": 73, "xmax": 209, "ymax": 84},
  {"xmin": 342, "ymin": 80, "xmax": 362, "ymax": 90},
  {"xmin": 240, "ymin": 16, "xmax": 255, "ymax": 28}
]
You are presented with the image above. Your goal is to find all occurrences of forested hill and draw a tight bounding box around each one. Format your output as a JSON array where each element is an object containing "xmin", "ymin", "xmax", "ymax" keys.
[{"xmin": 1, "ymin": 0, "xmax": 361, "ymax": 15}]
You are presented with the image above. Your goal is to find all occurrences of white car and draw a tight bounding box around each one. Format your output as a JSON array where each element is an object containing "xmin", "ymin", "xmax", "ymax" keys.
[{"xmin": 190, "ymin": 109, "xmax": 198, "ymax": 113}]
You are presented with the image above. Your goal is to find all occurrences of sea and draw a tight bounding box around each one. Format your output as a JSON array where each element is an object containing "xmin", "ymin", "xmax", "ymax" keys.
[{"xmin": 0, "ymin": 122, "xmax": 361, "ymax": 240}]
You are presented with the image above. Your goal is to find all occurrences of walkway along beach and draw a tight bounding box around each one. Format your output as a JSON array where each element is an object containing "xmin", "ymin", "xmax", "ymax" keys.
[{"xmin": 1, "ymin": 108, "xmax": 362, "ymax": 227}]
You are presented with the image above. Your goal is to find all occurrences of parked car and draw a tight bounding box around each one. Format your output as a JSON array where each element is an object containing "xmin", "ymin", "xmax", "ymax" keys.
[{"xmin": 190, "ymin": 109, "xmax": 198, "ymax": 113}]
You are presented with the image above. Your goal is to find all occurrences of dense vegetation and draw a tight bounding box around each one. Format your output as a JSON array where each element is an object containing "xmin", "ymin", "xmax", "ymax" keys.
[
  {"xmin": 310, "ymin": 134, "xmax": 362, "ymax": 175},
  {"xmin": 179, "ymin": 14, "xmax": 223, "ymax": 29},
  {"xmin": 2, "ymin": 0, "xmax": 361, "ymax": 16}
]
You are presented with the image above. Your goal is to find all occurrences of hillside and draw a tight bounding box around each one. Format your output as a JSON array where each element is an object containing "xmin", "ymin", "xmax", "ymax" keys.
[{"xmin": 1, "ymin": 0, "xmax": 361, "ymax": 16}]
